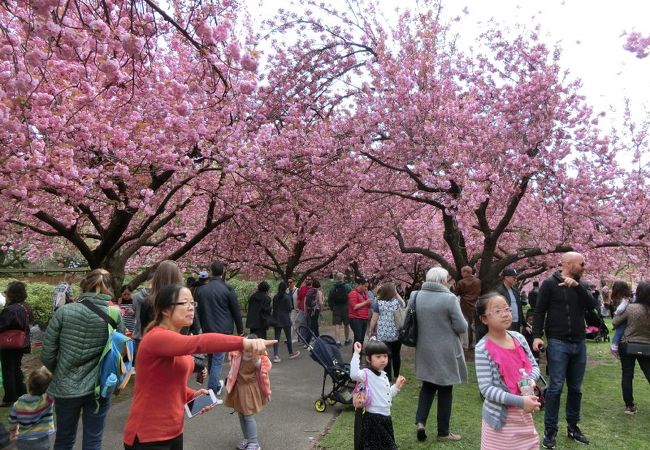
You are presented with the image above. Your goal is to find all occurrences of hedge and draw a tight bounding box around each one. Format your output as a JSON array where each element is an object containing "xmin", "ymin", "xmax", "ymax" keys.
[{"xmin": 0, "ymin": 279, "xmax": 57, "ymax": 329}]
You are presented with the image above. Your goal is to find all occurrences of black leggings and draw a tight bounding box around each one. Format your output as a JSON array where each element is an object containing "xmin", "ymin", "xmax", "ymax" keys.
[
  {"xmin": 124, "ymin": 434, "xmax": 183, "ymax": 450},
  {"xmin": 274, "ymin": 326, "xmax": 294, "ymax": 356},
  {"xmin": 350, "ymin": 318, "xmax": 368, "ymax": 345},
  {"xmin": 385, "ymin": 340, "xmax": 402, "ymax": 382},
  {"xmin": 309, "ymin": 310, "xmax": 320, "ymax": 336}
]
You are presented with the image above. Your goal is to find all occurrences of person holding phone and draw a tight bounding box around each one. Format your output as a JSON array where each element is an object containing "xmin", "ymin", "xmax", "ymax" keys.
[{"xmin": 123, "ymin": 284, "xmax": 276, "ymax": 450}]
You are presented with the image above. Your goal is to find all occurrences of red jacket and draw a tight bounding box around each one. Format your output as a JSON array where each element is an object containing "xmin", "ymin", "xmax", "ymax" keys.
[
  {"xmin": 123, "ymin": 327, "xmax": 244, "ymax": 445},
  {"xmin": 348, "ymin": 288, "xmax": 370, "ymax": 320}
]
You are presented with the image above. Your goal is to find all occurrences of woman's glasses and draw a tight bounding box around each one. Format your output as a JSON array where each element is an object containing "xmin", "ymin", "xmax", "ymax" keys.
[
  {"xmin": 171, "ymin": 301, "xmax": 197, "ymax": 308},
  {"xmin": 486, "ymin": 307, "xmax": 512, "ymax": 316}
]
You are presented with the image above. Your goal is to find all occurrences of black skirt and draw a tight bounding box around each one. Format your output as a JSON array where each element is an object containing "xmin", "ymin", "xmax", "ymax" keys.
[{"xmin": 355, "ymin": 410, "xmax": 397, "ymax": 450}]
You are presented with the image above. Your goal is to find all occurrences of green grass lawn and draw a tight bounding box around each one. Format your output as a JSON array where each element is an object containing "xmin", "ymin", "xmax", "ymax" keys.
[{"xmin": 318, "ymin": 334, "xmax": 650, "ymax": 449}]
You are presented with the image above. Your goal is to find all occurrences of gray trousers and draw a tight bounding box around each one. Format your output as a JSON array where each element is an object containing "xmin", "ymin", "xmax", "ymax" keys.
[{"xmin": 238, "ymin": 413, "xmax": 258, "ymax": 444}]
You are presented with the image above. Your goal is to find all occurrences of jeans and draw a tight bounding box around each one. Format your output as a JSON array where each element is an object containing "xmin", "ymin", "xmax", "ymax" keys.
[
  {"xmin": 544, "ymin": 338, "xmax": 587, "ymax": 431},
  {"xmin": 124, "ymin": 434, "xmax": 183, "ymax": 450},
  {"xmin": 415, "ymin": 382, "xmax": 453, "ymax": 436},
  {"xmin": 350, "ymin": 318, "xmax": 367, "ymax": 346},
  {"xmin": 619, "ymin": 344, "xmax": 650, "ymax": 407},
  {"xmin": 238, "ymin": 413, "xmax": 258, "ymax": 444},
  {"xmin": 1, "ymin": 349, "xmax": 26, "ymax": 403},
  {"xmin": 273, "ymin": 326, "xmax": 294, "ymax": 356},
  {"xmin": 208, "ymin": 352, "xmax": 226, "ymax": 394},
  {"xmin": 612, "ymin": 325, "xmax": 625, "ymax": 345},
  {"xmin": 385, "ymin": 340, "xmax": 402, "ymax": 382},
  {"xmin": 53, "ymin": 394, "xmax": 110, "ymax": 450},
  {"xmin": 17, "ymin": 436, "xmax": 52, "ymax": 450}
]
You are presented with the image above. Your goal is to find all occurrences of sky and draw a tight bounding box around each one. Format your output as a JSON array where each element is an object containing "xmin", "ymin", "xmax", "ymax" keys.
[{"xmin": 247, "ymin": 0, "xmax": 650, "ymax": 130}]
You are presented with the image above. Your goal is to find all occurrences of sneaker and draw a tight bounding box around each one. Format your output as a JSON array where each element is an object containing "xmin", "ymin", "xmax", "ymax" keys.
[
  {"xmin": 216, "ymin": 379, "xmax": 225, "ymax": 396},
  {"xmin": 235, "ymin": 440, "xmax": 248, "ymax": 450},
  {"xmin": 273, "ymin": 355, "xmax": 281, "ymax": 363},
  {"xmin": 437, "ymin": 432, "xmax": 461, "ymax": 441},
  {"xmin": 542, "ymin": 429, "xmax": 557, "ymax": 449},
  {"xmin": 625, "ymin": 405, "xmax": 638, "ymax": 415},
  {"xmin": 416, "ymin": 424, "xmax": 427, "ymax": 442},
  {"xmin": 245, "ymin": 443, "xmax": 261, "ymax": 450},
  {"xmin": 344, "ymin": 339, "xmax": 352, "ymax": 345},
  {"xmin": 567, "ymin": 424, "xmax": 589, "ymax": 445},
  {"xmin": 288, "ymin": 351, "xmax": 301, "ymax": 359}
]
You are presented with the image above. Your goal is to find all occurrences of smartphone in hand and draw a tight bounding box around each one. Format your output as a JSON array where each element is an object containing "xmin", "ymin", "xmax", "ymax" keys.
[{"xmin": 184, "ymin": 389, "xmax": 222, "ymax": 418}]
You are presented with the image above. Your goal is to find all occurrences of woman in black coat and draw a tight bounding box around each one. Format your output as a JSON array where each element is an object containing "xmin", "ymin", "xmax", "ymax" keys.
[
  {"xmin": 246, "ymin": 281, "xmax": 273, "ymax": 339},
  {"xmin": 0, "ymin": 281, "xmax": 32, "ymax": 406},
  {"xmin": 272, "ymin": 281, "xmax": 300, "ymax": 362}
]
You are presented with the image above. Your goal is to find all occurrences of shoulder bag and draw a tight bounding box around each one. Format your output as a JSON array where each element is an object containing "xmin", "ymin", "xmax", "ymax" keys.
[
  {"xmin": 0, "ymin": 304, "xmax": 29, "ymax": 349},
  {"xmin": 393, "ymin": 298, "xmax": 407, "ymax": 329},
  {"xmin": 624, "ymin": 341, "xmax": 650, "ymax": 357},
  {"xmin": 398, "ymin": 291, "xmax": 419, "ymax": 347}
]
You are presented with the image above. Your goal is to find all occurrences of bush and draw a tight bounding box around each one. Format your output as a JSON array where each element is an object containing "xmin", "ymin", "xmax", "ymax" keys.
[{"xmin": 0, "ymin": 279, "xmax": 54, "ymax": 329}]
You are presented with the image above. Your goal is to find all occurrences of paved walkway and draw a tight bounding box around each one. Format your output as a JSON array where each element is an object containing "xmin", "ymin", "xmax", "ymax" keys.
[{"xmin": 75, "ymin": 327, "xmax": 355, "ymax": 449}]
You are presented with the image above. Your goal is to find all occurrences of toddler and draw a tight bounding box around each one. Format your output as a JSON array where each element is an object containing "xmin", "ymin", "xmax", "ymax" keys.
[
  {"xmin": 350, "ymin": 339, "xmax": 406, "ymax": 450},
  {"xmin": 225, "ymin": 334, "xmax": 272, "ymax": 450},
  {"xmin": 8, "ymin": 366, "xmax": 55, "ymax": 450}
]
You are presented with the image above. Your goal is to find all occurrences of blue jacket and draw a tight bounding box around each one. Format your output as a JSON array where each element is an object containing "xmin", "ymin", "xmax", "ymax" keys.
[{"xmin": 195, "ymin": 278, "xmax": 243, "ymax": 335}]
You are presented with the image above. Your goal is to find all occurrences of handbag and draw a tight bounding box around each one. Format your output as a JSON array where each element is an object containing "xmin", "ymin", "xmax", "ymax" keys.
[
  {"xmin": 398, "ymin": 291, "xmax": 419, "ymax": 347},
  {"xmin": 624, "ymin": 341, "xmax": 650, "ymax": 357},
  {"xmin": 393, "ymin": 299, "xmax": 407, "ymax": 329},
  {"xmin": 352, "ymin": 370, "xmax": 372, "ymax": 409},
  {"xmin": 0, "ymin": 304, "xmax": 29, "ymax": 349}
]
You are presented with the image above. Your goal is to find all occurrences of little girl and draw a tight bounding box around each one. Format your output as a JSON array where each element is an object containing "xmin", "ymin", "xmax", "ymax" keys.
[
  {"xmin": 475, "ymin": 293, "xmax": 541, "ymax": 450},
  {"xmin": 9, "ymin": 366, "xmax": 55, "ymax": 449},
  {"xmin": 225, "ymin": 334, "xmax": 272, "ymax": 450},
  {"xmin": 350, "ymin": 339, "xmax": 406, "ymax": 450}
]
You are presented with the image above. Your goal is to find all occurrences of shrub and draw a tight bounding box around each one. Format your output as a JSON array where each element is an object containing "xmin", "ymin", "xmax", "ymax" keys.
[{"xmin": 0, "ymin": 279, "xmax": 54, "ymax": 329}]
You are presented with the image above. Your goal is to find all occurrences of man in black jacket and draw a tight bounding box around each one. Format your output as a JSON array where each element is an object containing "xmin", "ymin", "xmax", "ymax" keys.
[
  {"xmin": 195, "ymin": 261, "xmax": 244, "ymax": 396},
  {"xmin": 532, "ymin": 252, "xmax": 598, "ymax": 449},
  {"xmin": 496, "ymin": 268, "xmax": 524, "ymax": 333}
]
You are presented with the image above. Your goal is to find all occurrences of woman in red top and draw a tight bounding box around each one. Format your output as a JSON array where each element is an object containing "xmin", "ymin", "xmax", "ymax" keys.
[
  {"xmin": 348, "ymin": 279, "xmax": 372, "ymax": 346},
  {"xmin": 123, "ymin": 284, "xmax": 275, "ymax": 450}
]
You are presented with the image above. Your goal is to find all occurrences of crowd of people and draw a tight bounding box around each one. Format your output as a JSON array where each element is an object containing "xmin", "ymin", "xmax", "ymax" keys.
[{"xmin": 0, "ymin": 250, "xmax": 648, "ymax": 449}]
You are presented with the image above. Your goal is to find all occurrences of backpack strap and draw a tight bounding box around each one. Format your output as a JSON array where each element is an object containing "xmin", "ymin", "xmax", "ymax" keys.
[{"xmin": 81, "ymin": 299, "xmax": 117, "ymax": 330}]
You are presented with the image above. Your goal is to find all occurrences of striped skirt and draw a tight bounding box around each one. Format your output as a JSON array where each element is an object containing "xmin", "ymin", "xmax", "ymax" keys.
[{"xmin": 481, "ymin": 407, "xmax": 539, "ymax": 450}]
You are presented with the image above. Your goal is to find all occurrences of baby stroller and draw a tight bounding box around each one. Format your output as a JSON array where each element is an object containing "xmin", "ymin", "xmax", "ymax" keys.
[
  {"xmin": 296, "ymin": 326, "xmax": 355, "ymax": 412},
  {"xmin": 585, "ymin": 308, "xmax": 610, "ymax": 342}
]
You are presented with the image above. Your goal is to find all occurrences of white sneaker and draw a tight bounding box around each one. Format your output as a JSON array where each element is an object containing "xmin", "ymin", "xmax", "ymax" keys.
[
  {"xmin": 288, "ymin": 351, "xmax": 301, "ymax": 359},
  {"xmin": 273, "ymin": 355, "xmax": 281, "ymax": 363},
  {"xmin": 216, "ymin": 379, "xmax": 225, "ymax": 396}
]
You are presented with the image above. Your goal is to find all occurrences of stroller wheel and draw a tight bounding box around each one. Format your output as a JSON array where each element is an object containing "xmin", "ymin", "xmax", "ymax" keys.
[
  {"xmin": 326, "ymin": 397, "xmax": 337, "ymax": 406},
  {"xmin": 314, "ymin": 399, "xmax": 327, "ymax": 412}
]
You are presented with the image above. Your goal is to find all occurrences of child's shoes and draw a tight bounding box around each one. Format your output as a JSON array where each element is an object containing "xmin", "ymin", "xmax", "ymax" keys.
[
  {"xmin": 610, "ymin": 344, "xmax": 619, "ymax": 359},
  {"xmin": 236, "ymin": 440, "xmax": 249, "ymax": 450},
  {"xmin": 246, "ymin": 443, "xmax": 261, "ymax": 450}
]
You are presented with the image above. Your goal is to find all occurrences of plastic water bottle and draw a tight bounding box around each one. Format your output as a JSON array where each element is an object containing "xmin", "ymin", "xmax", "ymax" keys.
[
  {"xmin": 517, "ymin": 369, "xmax": 535, "ymax": 396},
  {"xmin": 101, "ymin": 373, "xmax": 118, "ymax": 398}
]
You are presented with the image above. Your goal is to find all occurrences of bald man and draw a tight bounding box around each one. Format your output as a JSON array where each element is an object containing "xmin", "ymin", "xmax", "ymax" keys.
[{"xmin": 532, "ymin": 252, "xmax": 599, "ymax": 449}]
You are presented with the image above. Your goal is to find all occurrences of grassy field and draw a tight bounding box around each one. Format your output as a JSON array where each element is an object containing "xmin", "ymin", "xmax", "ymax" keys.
[{"xmin": 317, "ymin": 328, "xmax": 650, "ymax": 450}]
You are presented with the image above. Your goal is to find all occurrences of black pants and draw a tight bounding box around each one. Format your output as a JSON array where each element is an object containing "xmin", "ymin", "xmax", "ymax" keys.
[
  {"xmin": 249, "ymin": 327, "xmax": 267, "ymax": 340},
  {"xmin": 620, "ymin": 344, "xmax": 650, "ymax": 407},
  {"xmin": 415, "ymin": 382, "xmax": 453, "ymax": 436},
  {"xmin": 350, "ymin": 318, "xmax": 367, "ymax": 346},
  {"xmin": 309, "ymin": 311, "xmax": 320, "ymax": 337},
  {"xmin": 1, "ymin": 349, "xmax": 26, "ymax": 403},
  {"xmin": 273, "ymin": 326, "xmax": 294, "ymax": 356},
  {"xmin": 385, "ymin": 340, "xmax": 402, "ymax": 382},
  {"xmin": 124, "ymin": 434, "xmax": 183, "ymax": 450}
]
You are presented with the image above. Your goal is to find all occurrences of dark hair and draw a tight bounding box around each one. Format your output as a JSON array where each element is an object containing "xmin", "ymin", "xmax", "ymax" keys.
[
  {"xmin": 611, "ymin": 281, "xmax": 632, "ymax": 304},
  {"xmin": 120, "ymin": 285, "xmax": 131, "ymax": 294},
  {"xmin": 474, "ymin": 292, "xmax": 508, "ymax": 340},
  {"xmin": 356, "ymin": 277, "xmax": 367, "ymax": 286},
  {"xmin": 364, "ymin": 339, "xmax": 390, "ymax": 359},
  {"xmin": 28, "ymin": 366, "xmax": 52, "ymax": 396},
  {"xmin": 277, "ymin": 281, "xmax": 288, "ymax": 295},
  {"xmin": 258, "ymin": 281, "xmax": 270, "ymax": 292},
  {"xmin": 377, "ymin": 282, "xmax": 398, "ymax": 301},
  {"xmin": 186, "ymin": 277, "xmax": 196, "ymax": 287},
  {"xmin": 5, "ymin": 281, "xmax": 27, "ymax": 304},
  {"xmin": 635, "ymin": 281, "xmax": 650, "ymax": 313},
  {"xmin": 144, "ymin": 283, "xmax": 185, "ymax": 334},
  {"xmin": 312, "ymin": 280, "xmax": 321, "ymax": 289},
  {"xmin": 210, "ymin": 261, "xmax": 225, "ymax": 277}
]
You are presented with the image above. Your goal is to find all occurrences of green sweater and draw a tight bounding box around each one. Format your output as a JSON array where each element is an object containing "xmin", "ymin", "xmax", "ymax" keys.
[{"xmin": 41, "ymin": 293, "xmax": 125, "ymax": 398}]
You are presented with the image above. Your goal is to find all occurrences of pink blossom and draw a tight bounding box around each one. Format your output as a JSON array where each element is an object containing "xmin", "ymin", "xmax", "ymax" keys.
[{"xmin": 241, "ymin": 54, "xmax": 258, "ymax": 72}]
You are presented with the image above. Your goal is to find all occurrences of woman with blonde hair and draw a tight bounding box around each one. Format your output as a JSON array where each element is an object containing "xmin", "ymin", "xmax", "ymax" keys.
[{"xmin": 42, "ymin": 268, "xmax": 125, "ymax": 450}]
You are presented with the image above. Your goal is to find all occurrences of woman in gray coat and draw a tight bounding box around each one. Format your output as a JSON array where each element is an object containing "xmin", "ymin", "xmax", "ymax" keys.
[{"xmin": 411, "ymin": 267, "xmax": 468, "ymax": 443}]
